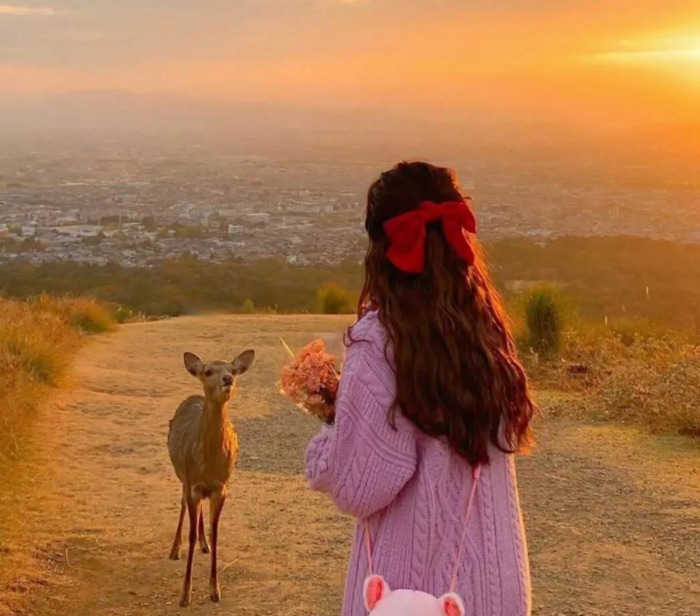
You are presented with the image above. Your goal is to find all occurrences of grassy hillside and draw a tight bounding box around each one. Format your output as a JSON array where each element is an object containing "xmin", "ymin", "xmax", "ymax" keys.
[{"xmin": 0, "ymin": 314, "xmax": 697, "ymax": 616}]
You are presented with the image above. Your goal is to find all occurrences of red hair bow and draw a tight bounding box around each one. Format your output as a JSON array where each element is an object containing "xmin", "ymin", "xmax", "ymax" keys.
[{"xmin": 383, "ymin": 200, "xmax": 477, "ymax": 274}]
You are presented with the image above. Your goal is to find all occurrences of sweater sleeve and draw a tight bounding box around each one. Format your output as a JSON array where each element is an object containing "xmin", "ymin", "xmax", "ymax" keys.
[{"xmin": 304, "ymin": 349, "xmax": 418, "ymax": 519}]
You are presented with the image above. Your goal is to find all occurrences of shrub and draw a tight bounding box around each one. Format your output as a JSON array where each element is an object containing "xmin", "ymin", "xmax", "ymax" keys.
[
  {"xmin": 316, "ymin": 283, "xmax": 355, "ymax": 315},
  {"xmin": 113, "ymin": 304, "xmax": 135, "ymax": 323},
  {"xmin": 33, "ymin": 295, "xmax": 116, "ymax": 334},
  {"xmin": 523, "ymin": 285, "xmax": 566, "ymax": 357},
  {"xmin": 241, "ymin": 298, "xmax": 256, "ymax": 314}
]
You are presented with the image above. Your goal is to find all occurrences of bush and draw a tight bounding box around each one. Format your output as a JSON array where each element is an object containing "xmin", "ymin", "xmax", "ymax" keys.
[
  {"xmin": 316, "ymin": 283, "xmax": 355, "ymax": 315},
  {"xmin": 523, "ymin": 286, "xmax": 566, "ymax": 357},
  {"xmin": 112, "ymin": 304, "xmax": 135, "ymax": 323},
  {"xmin": 241, "ymin": 298, "xmax": 256, "ymax": 314},
  {"xmin": 33, "ymin": 295, "xmax": 116, "ymax": 334}
]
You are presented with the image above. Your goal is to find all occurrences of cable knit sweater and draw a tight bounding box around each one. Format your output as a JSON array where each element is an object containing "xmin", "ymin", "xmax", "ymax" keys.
[{"xmin": 305, "ymin": 311, "xmax": 531, "ymax": 616}]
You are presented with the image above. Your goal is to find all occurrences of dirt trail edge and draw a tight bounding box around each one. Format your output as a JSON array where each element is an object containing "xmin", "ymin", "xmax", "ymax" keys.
[{"xmin": 7, "ymin": 316, "xmax": 700, "ymax": 616}]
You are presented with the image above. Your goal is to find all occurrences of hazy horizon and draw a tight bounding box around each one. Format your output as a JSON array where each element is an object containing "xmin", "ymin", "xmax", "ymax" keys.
[{"xmin": 2, "ymin": 1, "xmax": 700, "ymax": 135}]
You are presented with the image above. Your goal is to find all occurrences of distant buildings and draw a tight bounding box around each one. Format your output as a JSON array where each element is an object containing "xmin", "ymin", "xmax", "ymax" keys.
[{"xmin": 1, "ymin": 143, "xmax": 699, "ymax": 268}]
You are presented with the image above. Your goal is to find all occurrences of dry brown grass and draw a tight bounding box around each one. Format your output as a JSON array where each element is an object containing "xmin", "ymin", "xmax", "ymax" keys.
[
  {"xmin": 0, "ymin": 297, "xmax": 115, "ymax": 454},
  {"xmin": 0, "ymin": 297, "xmax": 116, "ymax": 614},
  {"xmin": 524, "ymin": 317, "xmax": 700, "ymax": 437},
  {"xmin": 32, "ymin": 295, "xmax": 117, "ymax": 335},
  {"xmin": 0, "ymin": 301, "xmax": 78, "ymax": 455}
]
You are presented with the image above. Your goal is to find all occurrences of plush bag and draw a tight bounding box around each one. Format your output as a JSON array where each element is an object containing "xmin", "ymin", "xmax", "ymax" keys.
[
  {"xmin": 362, "ymin": 467, "xmax": 481, "ymax": 616},
  {"xmin": 363, "ymin": 577, "xmax": 466, "ymax": 616}
]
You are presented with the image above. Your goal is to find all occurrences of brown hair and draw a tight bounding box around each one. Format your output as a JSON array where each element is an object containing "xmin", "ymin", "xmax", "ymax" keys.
[{"xmin": 352, "ymin": 161, "xmax": 535, "ymax": 465}]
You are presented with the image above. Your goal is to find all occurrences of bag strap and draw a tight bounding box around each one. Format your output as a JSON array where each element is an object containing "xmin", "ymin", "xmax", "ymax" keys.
[
  {"xmin": 363, "ymin": 517, "xmax": 374, "ymax": 574},
  {"xmin": 449, "ymin": 465, "xmax": 481, "ymax": 593},
  {"xmin": 363, "ymin": 465, "xmax": 481, "ymax": 592}
]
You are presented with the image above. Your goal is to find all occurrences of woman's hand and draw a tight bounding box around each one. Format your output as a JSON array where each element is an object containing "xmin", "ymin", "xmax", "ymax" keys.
[{"xmin": 307, "ymin": 401, "xmax": 335, "ymax": 425}]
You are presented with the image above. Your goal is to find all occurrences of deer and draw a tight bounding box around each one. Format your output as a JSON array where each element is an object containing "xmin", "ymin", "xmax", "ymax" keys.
[{"xmin": 167, "ymin": 349, "xmax": 255, "ymax": 607}]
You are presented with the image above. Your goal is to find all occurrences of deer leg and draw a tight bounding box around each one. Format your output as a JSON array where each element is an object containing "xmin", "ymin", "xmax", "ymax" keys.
[
  {"xmin": 169, "ymin": 488, "xmax": 186, "ymax": 560},
  {"xmin": 198, "ymin": 505, "xmax": 210, "ymax": 554},
  {"xmin": 208, "ymin": 489, "xmax": 227, "ymax": 603},
  {"xmin": 180, "ymin": 492, "xmax": 201, "ymax": 608}
]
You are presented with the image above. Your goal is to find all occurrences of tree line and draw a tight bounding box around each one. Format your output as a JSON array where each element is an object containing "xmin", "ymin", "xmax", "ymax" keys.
[{"xmin": 0, "ymin": 236, "xmax": 699, "ymax": 326}]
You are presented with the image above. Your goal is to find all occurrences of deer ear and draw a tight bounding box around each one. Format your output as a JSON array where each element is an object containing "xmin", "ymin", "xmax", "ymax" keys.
[
  {"xmin": 232, "ymin": 349, "xmax": 255, "ymax": 375},
  {"xmin": 438, "ymin": 593, "xmax": 465, "ymax": 616},
  {"xmin": 363, "ymin": 575, "xmax": 390, "ymax": 612},
  {"xmin": 184, "ymin": 352, "xmax": 204, "ymax": 377}
]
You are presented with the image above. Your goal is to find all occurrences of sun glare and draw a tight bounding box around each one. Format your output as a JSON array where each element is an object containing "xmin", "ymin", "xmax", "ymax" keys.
[
  {"xmin": 600, "ymin": 48, "xmax": 700, "ymax": 63},
  {"xmin": 594, "ymin": 33, "xmax": 700, "ymax": 66}
]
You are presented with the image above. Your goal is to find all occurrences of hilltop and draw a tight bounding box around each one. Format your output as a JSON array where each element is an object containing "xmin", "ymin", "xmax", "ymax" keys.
[{"xmin": 0, "ymin": 314, "xmax": 698, "ymax": 616}]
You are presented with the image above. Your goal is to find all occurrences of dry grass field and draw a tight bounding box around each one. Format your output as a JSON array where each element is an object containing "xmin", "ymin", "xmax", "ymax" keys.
[{"xmin": 1, "ymin": 315, "xmax": 699, "ymax": 616}]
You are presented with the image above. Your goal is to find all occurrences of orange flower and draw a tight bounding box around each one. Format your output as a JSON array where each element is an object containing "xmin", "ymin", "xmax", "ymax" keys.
[{"xmin": 279, "ymin": 338, "xmax": 340, "ymax": 423}]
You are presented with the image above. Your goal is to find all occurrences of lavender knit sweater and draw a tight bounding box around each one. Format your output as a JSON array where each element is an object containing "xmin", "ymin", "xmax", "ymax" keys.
[{"xmin": 305, "ymin": 311, "xmax": 531, "ymax": 616}]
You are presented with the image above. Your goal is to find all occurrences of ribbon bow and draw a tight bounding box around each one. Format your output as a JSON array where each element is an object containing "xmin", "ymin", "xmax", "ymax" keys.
[{"xmin": 383, "ymin": 200, "xmax": 477, "ymax": 274}]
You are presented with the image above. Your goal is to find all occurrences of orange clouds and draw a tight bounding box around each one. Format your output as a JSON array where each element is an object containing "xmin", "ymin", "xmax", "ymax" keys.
[{"xmin": 2, "ymin": 1, "xmax": 700, "ymax": 128}]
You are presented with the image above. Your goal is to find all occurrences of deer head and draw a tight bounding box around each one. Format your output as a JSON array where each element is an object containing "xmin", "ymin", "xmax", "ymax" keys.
[{"xmin": 183, "ymin": 349, "xmax": 255, "ymax": 404}]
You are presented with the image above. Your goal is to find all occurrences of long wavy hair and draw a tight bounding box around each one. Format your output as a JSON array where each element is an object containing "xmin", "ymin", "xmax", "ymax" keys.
[{"xmin": 351, "ymin": 161, "xmax": 535, "ymax": 465}]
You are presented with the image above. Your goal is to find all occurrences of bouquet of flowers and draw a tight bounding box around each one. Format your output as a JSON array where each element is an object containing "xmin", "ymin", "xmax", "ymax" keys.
[{"xmin": 279, "ymin": 337, "xmax": 340, "ymax": 424}]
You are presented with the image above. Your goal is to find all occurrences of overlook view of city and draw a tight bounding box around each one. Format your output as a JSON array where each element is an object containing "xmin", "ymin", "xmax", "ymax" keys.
[
  {"xmin": 2, "ymin": 1, "xmax": 700, "ymax": 615},
  {"xmin": 2, "ymin": 134, "xmax": 700, "ymax": 268}
]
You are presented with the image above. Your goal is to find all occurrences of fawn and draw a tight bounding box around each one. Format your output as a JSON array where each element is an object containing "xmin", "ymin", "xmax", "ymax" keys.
[{"xmin": 168, "ymin": 349, "xmax": 255, "ymax": 607}]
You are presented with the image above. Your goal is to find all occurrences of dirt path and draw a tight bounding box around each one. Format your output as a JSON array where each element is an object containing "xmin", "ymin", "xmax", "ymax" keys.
[{"xmin": 4, "ymin": 316, "xmax": 700, "ymax": 616}]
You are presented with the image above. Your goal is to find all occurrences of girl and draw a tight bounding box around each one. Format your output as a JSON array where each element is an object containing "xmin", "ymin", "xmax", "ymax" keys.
[{"xmin": 305, "ymin": 161, "xmax": 535, "ymax": 616}]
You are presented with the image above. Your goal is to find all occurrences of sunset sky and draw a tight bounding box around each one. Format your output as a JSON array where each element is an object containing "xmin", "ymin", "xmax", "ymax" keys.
[{"xmin": 1, "ymin": 0, "xmax": 700, "ymax": 128}]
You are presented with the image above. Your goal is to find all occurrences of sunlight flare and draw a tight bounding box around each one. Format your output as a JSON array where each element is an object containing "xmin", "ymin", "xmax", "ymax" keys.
[
  {"xmin": 0, "ymin": 4, "xmax": 55, "ymax": 16},
  {"xmin": 592, "ymin": 32, "xmax": 700, "ymax": 66},
  {"xmin": 596, "ymin": 47, "xmax": 700, "ymax": 63}
]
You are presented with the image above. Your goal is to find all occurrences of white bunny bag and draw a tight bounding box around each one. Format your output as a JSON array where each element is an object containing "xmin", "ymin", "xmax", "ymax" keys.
[{"xmin": 364, "ymin": 575, "xmax": 466, "ymax": 616}]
